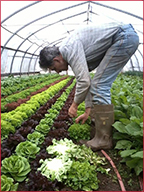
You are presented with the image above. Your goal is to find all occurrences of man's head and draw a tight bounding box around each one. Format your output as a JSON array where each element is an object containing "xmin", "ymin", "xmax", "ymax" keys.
[{"xmin": 39, "ymin": 46, "xmax": 68, "ymax": 73}]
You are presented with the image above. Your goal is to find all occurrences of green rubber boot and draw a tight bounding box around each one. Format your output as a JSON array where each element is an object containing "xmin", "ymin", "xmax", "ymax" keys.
[
  {"xmin": 89, "ymin": 106, "xmax": 96, "ymax": 138},
  {"xmin": 86, "ymin": 104, "xmax": 114, "ymax": 151}
]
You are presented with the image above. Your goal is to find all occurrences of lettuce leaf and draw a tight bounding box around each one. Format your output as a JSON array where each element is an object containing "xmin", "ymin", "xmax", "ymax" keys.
[
  {"xmin": 15, "ymin": 141, "xmax": 40, "ymax": 159},
  {"xmin": 1, "ymin": 175, "xmax": 19, "ymax": 191},
  {"xmin": 1, "ymin": 155, "xmax": 31, "ymax": 182},
  {"xmin": 38, "ymin": 157, "xmax": 72, "ymax": 182}
]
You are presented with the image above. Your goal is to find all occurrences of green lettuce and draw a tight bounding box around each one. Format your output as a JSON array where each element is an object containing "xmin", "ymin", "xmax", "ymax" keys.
[
  {"xmin": 64, "ymin": 160, "xmax": 99, "ymax": 191},
  {"xmin": 1, "ymin": 175, "xmax": 19, "ymax": 191},
  {"xmin": 1, "ymin": 120, "xmax": 15, "ymax": 139},
  {"xmin": 38, "ymin": 157, "xmax": 72, "ymax": 182},
  {"xmin": 38, "ymin": 139, "xmax": 109, "ymax": 190},
  {"xmin": 15, "ymin": 141, "xmax": 40, "ymax": 159},
  {"xmin": 27, "ymin": 131, "xmax": 45, "ymax": 146},
  {"xmin": 68, "ymin": 123, "xmax": 91, "ymax": 141},
  {"xmin": 47, "ymin": 138, "xmax": 78, "ymax": 157},
  {"xmin": 1, "ymin": 155, "xmax": 31, "ymax": 182}
]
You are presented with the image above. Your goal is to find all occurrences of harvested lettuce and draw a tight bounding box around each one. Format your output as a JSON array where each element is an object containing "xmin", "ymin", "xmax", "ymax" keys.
[
  {"xmin": 38, "ymin": 138, "xmax": 110, "ymax": 190},
  {"xmin": 38, "ymin": 157, "xmax": 72, "ymax": 182},
  {"xmin": 47, "ymin": 138, "xmax": 77, "ymax": 157}
]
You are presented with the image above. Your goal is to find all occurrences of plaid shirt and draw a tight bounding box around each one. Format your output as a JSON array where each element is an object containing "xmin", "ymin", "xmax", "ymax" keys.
[{"xmin": 59, "ymin": 22, "xmax": 123, "ymax": 106}]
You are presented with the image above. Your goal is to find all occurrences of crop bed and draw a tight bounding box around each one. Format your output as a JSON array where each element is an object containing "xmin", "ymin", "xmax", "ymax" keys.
[{"xmin": 1, "ymin": 73, "xmax": 143, "ymax": 191}]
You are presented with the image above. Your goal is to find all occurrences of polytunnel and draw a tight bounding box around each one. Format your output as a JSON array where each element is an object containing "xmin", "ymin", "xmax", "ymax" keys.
[
  {"xmin": 1, "ymin": 1, "xmax": 143, "ymax": 192},
  {"xmin": 1, "ymin": 1, "xmax": 143, "ymax": 77}
]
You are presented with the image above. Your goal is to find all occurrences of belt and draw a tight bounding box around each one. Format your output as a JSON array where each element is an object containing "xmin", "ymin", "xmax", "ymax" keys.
[
  {"xmin": 112, "ymin": 24, "xmax": 136, "ymax": 43},
  {"xmin": 119, "ymin": 24, "xmax": 135, "ymax": 32}
]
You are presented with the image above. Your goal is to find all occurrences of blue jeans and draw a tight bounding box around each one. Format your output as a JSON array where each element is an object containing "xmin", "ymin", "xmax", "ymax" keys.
[{"xmin": 90, "ymin": 24, "xmax": 139, "ymax": 105}]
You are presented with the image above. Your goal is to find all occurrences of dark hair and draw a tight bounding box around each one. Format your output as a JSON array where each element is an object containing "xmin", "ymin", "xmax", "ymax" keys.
[{"xmin": 39, "ymin": 46, "xmax": 60, "ymax": 71}]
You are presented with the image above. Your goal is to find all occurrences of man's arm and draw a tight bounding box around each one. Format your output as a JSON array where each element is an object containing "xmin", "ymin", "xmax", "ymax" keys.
[
  {"xmin": 75, "ymin": 107, "xmax": 91, "ymax": 124},
  {"xmin": 60, "ymin": 40, "xmax": 91, "ymax": 105},
  {"xmin": 68, "ymin": 101, "xmax": 79, "ymax": 118}
]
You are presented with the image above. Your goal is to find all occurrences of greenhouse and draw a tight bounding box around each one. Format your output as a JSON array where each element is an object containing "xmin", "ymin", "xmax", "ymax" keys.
[{"xmin": 1, "ymin": 1, "xmax": 143, "ymax": 191}]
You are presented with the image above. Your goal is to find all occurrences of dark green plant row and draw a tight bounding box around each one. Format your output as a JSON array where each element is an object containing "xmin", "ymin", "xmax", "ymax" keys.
[
  {"xmin": 122, "ymin": 71, "xmax": 143, "ymax": 77},
  {"xmin": 35, "ymin": 78, "xmax": 76, "ymax": 136},
  {"xmin": 1, "ymin": 74, "xmax": 60, "ymax": 97},
  {"xmin": 1, "ymin": 76, "xmax": 73, "ymax": 140},
  {"xmin": 1, "ymin": 75, "xmax": 66, "ymax": 112},
  {"xmin": 72, "ymin": 73, "xmax": 143, "ymax": 176},
  {"xmin": 111, "ymin": 74, "xmax": 143, "ymax": 176}
]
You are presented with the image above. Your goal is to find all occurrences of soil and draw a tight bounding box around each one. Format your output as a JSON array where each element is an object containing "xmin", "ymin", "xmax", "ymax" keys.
[
  {"xmin": 84, "ymin": 122, "xmax": 143, "ymax": 191},
  {"xmin": 96, "ymin": 149, "xmax": 142, "ymax": 191}
]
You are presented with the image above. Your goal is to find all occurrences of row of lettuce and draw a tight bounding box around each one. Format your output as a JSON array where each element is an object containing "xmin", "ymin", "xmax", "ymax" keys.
[
  {"xmin": 1, "ymin": 75, "xmax": 70, "ymax": 140},
  {"xmin": 1, "ymin": 73, "xmax": 143, "ymax": 191},
  {"xmin": 1, "ymin": 74, "xmax": 63, "ymax": 112},
  {"xmin": 1, "ymin": 75, "xmax": 109, "ymax": 191},
  {"xmin": 1, "ymin": 74, "xmax": 60, "ymax": 97},
  {"xmin": 1, "ymin": 75, "xmax": 74, "ymax": 191}
]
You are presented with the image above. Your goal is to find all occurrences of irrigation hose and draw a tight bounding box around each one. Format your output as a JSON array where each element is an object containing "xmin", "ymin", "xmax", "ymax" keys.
[
  {"xmin": 101, "ymin": 149, "xmax": 126, "ymax": 191},
  {"xmin": 138, "ymin": 176, "xmax": 143, "ymax": 191}
]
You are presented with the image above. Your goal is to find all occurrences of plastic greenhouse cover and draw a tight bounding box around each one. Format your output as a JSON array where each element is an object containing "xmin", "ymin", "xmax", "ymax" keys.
[{"xmin": 1, "ymin": 1, "xmax": 143, "ymax": 75}]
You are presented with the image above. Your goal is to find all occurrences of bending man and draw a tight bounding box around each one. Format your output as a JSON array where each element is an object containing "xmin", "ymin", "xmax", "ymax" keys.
[{"xmin": 39, "ymin": 22, "xmax": 139, "ymax": 151}]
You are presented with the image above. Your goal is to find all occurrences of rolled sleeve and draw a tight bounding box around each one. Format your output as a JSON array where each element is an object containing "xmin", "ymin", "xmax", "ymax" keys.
[{"xmin": 85, "ymin": 89, "xmax": 93, "ymax": 108}]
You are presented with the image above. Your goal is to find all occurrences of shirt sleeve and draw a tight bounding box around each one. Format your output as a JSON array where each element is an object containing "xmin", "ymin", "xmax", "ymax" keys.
[
  {"xmin": 85, "ymin": 88, "xmax": 93, "ymax": 108},
  {"xmin": 60, "ymin": 40, "xmax": 91, "ymax": 104}
]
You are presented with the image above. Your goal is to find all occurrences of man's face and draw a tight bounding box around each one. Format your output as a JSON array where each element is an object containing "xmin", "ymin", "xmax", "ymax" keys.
[{"xmin": 49, "ymin": 57, "xmax": 68, "ymax": 74}]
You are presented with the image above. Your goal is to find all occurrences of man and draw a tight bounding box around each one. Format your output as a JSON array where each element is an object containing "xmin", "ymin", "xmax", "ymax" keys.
[{"xmin": 39, "ymin": 22, "xmax": 139, "ymax": 151}]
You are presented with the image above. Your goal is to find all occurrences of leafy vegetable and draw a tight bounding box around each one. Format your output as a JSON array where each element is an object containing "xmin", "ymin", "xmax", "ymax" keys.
[
  {"xmin": 112, "ymin": 74, "xmax": 143, "ymax": 176},
  {"xmin": 38, "ymin": 138, "xmax": 109, "ymax": 190},
  {"xmin": 1, "ymin": 74, "xmax": 60, "ymax": 97},
  {"xmin": 126, "ymin": 158, "xmax": 143, "ymax": 176},
  {"xmin": 46, "ymin": 138, "xmax": 106, "ymax": 166},
  {"xmin": 1, "ymin": 77, "xmax": 72, "ymax": 138},
  {"xmin": 1, "ymin": 120, "xmax": 15, "ymax": 140},
  {"xmin": 35, "ymin": 124, "xmax": 51, "ymax": 135},
  {"xmin": 38, "ymin": 157, "xmax": 72, "ymax": 182},
  {"xmin": 35, "ymin": 79, "xmax": 76, "ymax": 136},
  {"xmin": 47, "ymin": 138, "xmax": 78, "ymax": 157},
  {"xmin": 15, "ymin": 141, "xmax": 40, "ymax": 159},
  {"xmin": 27, "ymin": 131, "xmax": 45, "ymax": 146},
  {"xmin": 24, "ymin": 171, "xmax": 57, "ymax": 191},
  {"xmin": 64, "ymin": 160, "xmax": 99, "ymax": 191},
  {"xmin": 1, "ymin": 155, "xmax": 31, "ymax": 182},
  {"xmin": 68, "ymin": 123, "xmax": 91, "ymax": 141},
  {"xmin": 1, "ymin": 175, "xmax": 19, "ymax": 191},
  {"xmin": 1, "ymin": 74, "xmax": 62, "ymax": 111}
]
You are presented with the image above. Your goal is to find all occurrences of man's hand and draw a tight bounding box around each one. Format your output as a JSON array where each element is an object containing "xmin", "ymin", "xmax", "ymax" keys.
[
  {"xmin": 75, "ymin": 107, "xmax": 91, "ymax": 124},
  {"xmin": 68, "ymin": 102, "xmax": 78, "ymax": 118}
]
